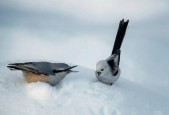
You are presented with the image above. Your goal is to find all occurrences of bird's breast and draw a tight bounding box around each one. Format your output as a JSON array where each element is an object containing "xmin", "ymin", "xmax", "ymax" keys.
[{"xmin": 23, "ymin": 72, "xmax": 49, "ymax": 83}]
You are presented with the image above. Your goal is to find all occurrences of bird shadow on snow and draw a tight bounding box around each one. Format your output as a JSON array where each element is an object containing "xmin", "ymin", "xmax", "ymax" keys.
[{"xmin": 0, "ymin": 63, "xmax": 169, "ymax": 115}]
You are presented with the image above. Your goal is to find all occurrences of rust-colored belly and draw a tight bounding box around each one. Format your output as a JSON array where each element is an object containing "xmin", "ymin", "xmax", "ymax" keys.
[{"xmin": 23, "ymin": 72, "xmax": 49, "ymax": 83}]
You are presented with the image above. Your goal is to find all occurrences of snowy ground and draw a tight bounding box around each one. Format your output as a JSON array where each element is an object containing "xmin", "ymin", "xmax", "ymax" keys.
[{"xmin": 0, "ymin": 62, "xmax": 168, "ymax": 115}]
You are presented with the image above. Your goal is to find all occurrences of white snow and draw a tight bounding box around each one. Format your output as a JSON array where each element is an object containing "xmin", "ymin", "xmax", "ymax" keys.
[{"xmin": 0, "ymin": 63, "xmax": 168, "ymax": 115}]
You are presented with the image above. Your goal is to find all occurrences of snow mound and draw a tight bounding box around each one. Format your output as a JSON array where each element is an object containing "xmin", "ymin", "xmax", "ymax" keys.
[{"xmin": 0, "ymin": 63, "xmax": 168, "ymax": 115}]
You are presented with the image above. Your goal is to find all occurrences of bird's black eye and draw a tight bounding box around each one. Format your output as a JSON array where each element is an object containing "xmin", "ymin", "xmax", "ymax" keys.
[{"xmin": 101, "ymin": 69, "xmax": 104, "ymax": 71}]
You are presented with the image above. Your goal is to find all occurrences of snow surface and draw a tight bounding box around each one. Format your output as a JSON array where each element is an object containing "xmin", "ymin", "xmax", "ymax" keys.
[{"xmin": 0, "ymin": 63, "xmax": 168, "ymax": 115}]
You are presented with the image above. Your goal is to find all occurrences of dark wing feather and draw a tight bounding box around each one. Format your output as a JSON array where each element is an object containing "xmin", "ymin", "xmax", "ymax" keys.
[{"xmin": 107, "ymin": 50, "xmax": 121, "ymax": 75}]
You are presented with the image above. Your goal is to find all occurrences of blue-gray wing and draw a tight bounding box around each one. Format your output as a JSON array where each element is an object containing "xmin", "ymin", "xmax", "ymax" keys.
[{"xmin": 29, "ymin": 62, "xmax": 69, "ymax": 75}]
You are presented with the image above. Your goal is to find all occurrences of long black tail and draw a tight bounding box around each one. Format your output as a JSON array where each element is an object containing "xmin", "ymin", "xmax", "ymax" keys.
[{"xmin": 111, "ymin": 19, "xmax": 129, "ymax": 55}]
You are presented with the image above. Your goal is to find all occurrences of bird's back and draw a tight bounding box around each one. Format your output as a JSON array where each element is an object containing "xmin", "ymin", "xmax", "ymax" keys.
[{"xmin": 8, "ymin": 61, "xmax": 69, "ymax": 76}]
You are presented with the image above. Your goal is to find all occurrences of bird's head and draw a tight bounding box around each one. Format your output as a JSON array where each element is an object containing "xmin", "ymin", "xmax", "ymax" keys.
[{"xmin": 95, "ymin": 60, "xmax": 110, "ymax": 76}]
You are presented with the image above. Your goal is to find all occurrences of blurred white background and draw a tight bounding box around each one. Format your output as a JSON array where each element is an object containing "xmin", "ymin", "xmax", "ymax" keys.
[{"xmin": 0, "ymin": 0, "xmax": 169, "ymax": 97}]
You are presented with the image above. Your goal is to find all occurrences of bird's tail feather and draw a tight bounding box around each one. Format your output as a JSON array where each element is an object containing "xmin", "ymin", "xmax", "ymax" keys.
[
  {"xmin": 7, "ymin": 63, "xmax": 40, "ymax": 74},
  {"xmin": 7, "ymin": 64, "xmax": 24, "ymax": 71},
  {"xmin": 112, "ymin": 19, "xmax": 129, "ymax": 54}
]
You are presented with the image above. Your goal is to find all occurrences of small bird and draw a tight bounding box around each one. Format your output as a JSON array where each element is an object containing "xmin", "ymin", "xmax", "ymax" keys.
[
  {"xmin": 7, "ymin": 61, "xmax": 78, "ymax": 85},
  {"xmin": 95, "ymin": 19, "xmax": 129, "ymax": 85}
]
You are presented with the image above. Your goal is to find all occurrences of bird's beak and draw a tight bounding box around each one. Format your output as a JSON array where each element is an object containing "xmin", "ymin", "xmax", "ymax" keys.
[
  {"xmin": 67, "ymin": 65, "xmax": 78, "ymax": 73},
  {"xmin": 54, "ymin": 65, "xmax": 78, "ymax": 73},
  {"xmin": 68, "ymin": 70, "xmax": 79, "ymax": 73},
  {"xmin": 68, "ymin": 65, "xmax": 78, "ymax": 69},
  {"xmin": 96, "ymin": 71, "xmax": 101, "ymax": 76}
]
